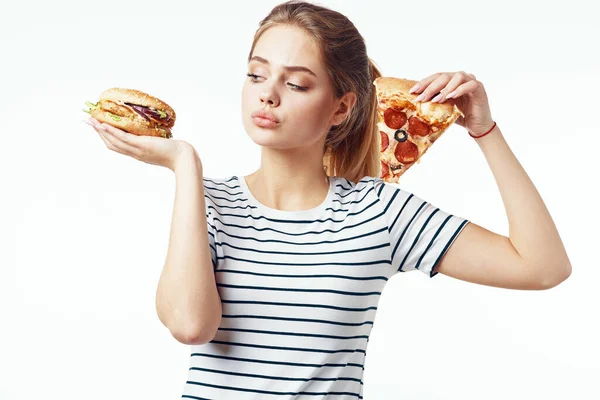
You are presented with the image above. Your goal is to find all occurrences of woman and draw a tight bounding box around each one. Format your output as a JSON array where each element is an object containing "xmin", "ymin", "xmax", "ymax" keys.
[{"xmin": 86, "ymin": 1, "xmax": 571, "ymax": 398}]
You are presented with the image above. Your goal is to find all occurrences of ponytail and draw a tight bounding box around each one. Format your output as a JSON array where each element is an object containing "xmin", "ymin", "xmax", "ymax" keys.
[{"xmin": 323, "ymin": 58, "xmax": 383, "ymax": 183}]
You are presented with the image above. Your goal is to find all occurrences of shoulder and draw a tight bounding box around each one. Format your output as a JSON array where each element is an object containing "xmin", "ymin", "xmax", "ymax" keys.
[
  {"xmin": 202, "ymin": 175, "xmax": 237, "ymax": 190},
  {"xmin": 202, "ymin": 175, "xmax": 239, "ymax": 208},
  {"xmin": 352, "ymin": 175, "xmax": 404, "ymax": 201},
  {"xmin": 329, "ymin": 175, "xmax": 406, "ymax": 198},
  {"xmin": 332, "ymin": 175, "xmax": 380, "ymax": 190},
  {"xmin": 330, "ymin": 175, "xmax": 381, "ymax": 199}
]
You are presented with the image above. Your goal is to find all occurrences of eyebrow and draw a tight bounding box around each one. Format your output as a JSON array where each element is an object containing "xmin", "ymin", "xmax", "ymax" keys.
[{"xmin": 249, "ymin": 56, "xmax": 317, "ymax": 78}]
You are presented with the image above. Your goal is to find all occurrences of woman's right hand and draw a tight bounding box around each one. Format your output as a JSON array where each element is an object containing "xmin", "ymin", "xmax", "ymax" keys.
[{"xmin": 86, "ymin": 117, "xmax": 197, "ymax": 172}]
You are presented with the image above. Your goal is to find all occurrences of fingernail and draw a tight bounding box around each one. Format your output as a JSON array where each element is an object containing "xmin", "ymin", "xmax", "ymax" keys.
[
  {"xmin": 409, "ymin": 84, "xmax": 420, "ymax": 94},
  {"xmin": 414, "ymin": 93, "xmax": 425, "ymax": 102},
  {"xmin": 446, "ymin": 90, "xmax": 457, "ymax": 99},
  {"xmin": 431, "ymin": 93, "xmax": 443, "ymax": 103},
  {"xmin": 82, "ymin": 120, "xmax": 94, "ymax": 126}
]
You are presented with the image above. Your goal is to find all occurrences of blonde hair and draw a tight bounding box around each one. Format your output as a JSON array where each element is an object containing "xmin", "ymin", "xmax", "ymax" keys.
[{"xmin": 247, "ymin": 0, "xmax": 383, "ymax": 183}]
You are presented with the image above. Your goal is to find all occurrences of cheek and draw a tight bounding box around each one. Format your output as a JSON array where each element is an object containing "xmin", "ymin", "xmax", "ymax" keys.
[
  {"xmin": 241, "ymin": 83, "xmax": 256, "ymax": 124},
  {"xmin": 241, "ymin": 82, "xmax": 253, "ymax": 110},
  {"xmin": 288, "ymin": 94, "xmax": 332, "ymax": 128}
]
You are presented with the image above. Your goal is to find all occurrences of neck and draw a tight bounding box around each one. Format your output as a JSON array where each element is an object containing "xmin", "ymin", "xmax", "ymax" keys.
[{"xmin": 244, "ymin": 149, "xmax": 330, "ymax": 211}]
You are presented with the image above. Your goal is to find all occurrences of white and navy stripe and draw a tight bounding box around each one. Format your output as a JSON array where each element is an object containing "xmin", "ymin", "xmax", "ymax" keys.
[{"xmin": 180, "ymin": 175, "xmax": 469, "ymax": 399}]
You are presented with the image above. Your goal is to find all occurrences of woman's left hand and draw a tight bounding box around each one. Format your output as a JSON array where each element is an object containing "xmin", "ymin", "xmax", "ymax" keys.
[{"xmin": 409, "ymin": 71, "xmax": 494, "ymax": 135}]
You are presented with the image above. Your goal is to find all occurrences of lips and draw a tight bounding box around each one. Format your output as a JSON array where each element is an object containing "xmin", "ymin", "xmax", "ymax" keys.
[{"xmin": 251, "ymin": 110, "xmax": 280, "ymax": 123}]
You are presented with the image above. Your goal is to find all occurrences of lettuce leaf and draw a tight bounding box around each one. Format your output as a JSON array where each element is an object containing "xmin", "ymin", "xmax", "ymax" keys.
[
  {"xmin": 107, "ymin": 112, "xmax": 121, "ymax": 121},
  {"xmin": 83, "ymin": 101, "xmax": 98, "ymax": 114}
]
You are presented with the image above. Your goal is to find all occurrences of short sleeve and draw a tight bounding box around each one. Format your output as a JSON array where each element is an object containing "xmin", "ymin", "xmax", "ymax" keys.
[
  {"xmin": 372, "ymin": 177, "xmax": 470, "ymax": 278},
  {"xmin": 202, "ymin": 178, "xmax": 219, "ymax": 271}
]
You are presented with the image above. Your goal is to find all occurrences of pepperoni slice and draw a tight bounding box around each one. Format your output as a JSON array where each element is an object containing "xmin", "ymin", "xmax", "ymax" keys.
[
  {"xmin": 381, "ymin": 161, "xmax": 389, "ymax": 178},
  {"xmin": 407, "ymin": 116, "xmax": 430, "ymax": 136},
  {"xmin": 384, "ymin": 108, "xmax": 407, "ymax": 129},
  {"xmin": 380, "ymin": 131, "xmax": 389, "ymax": 152},
  {"xmin": 394, "ymin": 140, "xmax": 419, "ymax": 164}
]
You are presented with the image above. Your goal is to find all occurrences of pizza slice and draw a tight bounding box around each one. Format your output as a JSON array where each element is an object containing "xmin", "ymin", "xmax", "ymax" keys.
[{"xmin": 374, "ymin": 77, "xmax": 464, "ymax": 184}]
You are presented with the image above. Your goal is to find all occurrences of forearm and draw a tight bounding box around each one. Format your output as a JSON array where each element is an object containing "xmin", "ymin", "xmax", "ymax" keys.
[
  {"xmin": 475, "ymin": 125, "xmax": 572, "ymax": 283},
  {"xmin": 155, "ymin": 148, "xmax": 222, "ymax": 343}
]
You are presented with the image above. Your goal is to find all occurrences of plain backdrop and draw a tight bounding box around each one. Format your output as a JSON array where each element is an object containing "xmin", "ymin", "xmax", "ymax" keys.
[{"xmin": 1, "ymin": 0, "xmax": 598, "ymax": 399}]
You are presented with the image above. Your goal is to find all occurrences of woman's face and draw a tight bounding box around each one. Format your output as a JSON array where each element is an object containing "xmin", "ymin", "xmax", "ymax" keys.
[{"xmin": 241, "ymin": 24, "xmax": 339, "ymax": 151}]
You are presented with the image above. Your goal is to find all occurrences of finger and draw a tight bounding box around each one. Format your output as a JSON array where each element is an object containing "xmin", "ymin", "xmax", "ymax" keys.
[
  {"xmin": 100, "ymin": 122, "xmax": 161, "ymax": 150},
  {"xmin": 94, "ymin": 127, "xmax": 117, "ymax": 150},
  {"xmin": 441, "ymin": 80, "xmax": 478, "ymax": 102},
  {"xmin": 98, "ymin": 122, "xmax": 141, "ymax": 147},
  {"xmin": 84, "ymin": 119, "xmax": 136, "ymax": 154},
  {"xmin": 413, "ymin": 74, "xmax": 452, "ymax": 103},
  {"xmin": 434, "ymin": 72, "xmax": 473, "ymax": 103},
  {"xmin": 408, "ymin": 73, "xmax": 444, "ymax": 94},
  {"xmin": 95, "ymin": 126, "xmax": 143, "ymax": 158},
  {"xmin": 84, "ymin": 120, "xmax": 116, "ymax": 149}
]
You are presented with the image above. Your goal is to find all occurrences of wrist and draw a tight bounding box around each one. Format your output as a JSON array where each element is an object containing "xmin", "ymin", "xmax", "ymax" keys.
[
  {"xmin": 474, "ymin": 124, "xmax": 503, "ymax": 148},
  {"xmin": 173, "ymin": 144, "xmax": 202, "ymax": 174},
  {"xmin": 469, "ymin": 120, "xmax": 497, "ymax": 139}
]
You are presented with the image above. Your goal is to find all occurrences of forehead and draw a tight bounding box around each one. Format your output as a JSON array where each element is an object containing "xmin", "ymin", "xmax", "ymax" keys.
[{"xmin": 251, "ymin": 25, "xmax": 323, "ymax": 72}]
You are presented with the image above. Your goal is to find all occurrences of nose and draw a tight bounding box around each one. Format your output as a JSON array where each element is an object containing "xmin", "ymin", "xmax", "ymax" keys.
[{"xmin": 260, "ymin": 87, "xmax": 280, "ymax": 107}]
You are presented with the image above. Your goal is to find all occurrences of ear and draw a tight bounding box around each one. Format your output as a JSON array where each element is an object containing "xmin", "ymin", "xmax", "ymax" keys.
[{"xmin": 330, "ymin": 91, "xmax": 357, "ymax": 126}]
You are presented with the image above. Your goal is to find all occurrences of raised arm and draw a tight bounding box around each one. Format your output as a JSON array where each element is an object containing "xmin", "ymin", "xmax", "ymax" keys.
[
  {"xmin": 409, "ymin": 72, "xmax": 572, "ymax": 290},
  {"xmin": 436, "ymin": 125, "xmax": 571, "ymax": 290}
]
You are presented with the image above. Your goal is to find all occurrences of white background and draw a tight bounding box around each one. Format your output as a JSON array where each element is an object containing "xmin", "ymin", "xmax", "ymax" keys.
[{"xmin": 1, "ymin": 0, "xmax": 598, "ymax": 399}]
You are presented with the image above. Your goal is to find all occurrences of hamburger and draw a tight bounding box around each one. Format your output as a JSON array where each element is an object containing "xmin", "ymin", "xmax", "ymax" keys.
[{"xmin": 83, "ymin": 88, "xmax": 175, "ymax": 138}]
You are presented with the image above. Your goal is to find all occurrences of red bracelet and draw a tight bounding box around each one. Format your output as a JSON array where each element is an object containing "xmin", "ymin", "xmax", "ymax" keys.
[{"xmin": 468, "ymin": 121, "xmax": 497, "ymax": 139}]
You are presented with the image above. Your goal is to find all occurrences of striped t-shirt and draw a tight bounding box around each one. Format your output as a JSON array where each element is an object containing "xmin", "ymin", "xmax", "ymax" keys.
[{"xmin": 181, "ymin": 175, "xmax": 469, "ymax": 399}]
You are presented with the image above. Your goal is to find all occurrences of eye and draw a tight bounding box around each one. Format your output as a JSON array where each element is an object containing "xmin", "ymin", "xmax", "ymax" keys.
[
  {"xmin": 246, "ymin": 73, "xmax": 308, "ymax": 92},
  {"xmin": 287, "ymin": 82, "xmax": 308, "ymax": 91},
  {"xmin": 246, "ymin": 73, "xmax": 262, "ymax": 82}
]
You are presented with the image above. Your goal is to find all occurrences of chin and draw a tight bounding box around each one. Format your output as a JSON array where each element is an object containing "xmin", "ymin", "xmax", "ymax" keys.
[
  {"xmin": 247, "ymin": 134, "xmax": 288, "ymax": 149},
  {"xmin": 244, "ymin": 129, "xmax": 294, "ymax": 150}
]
